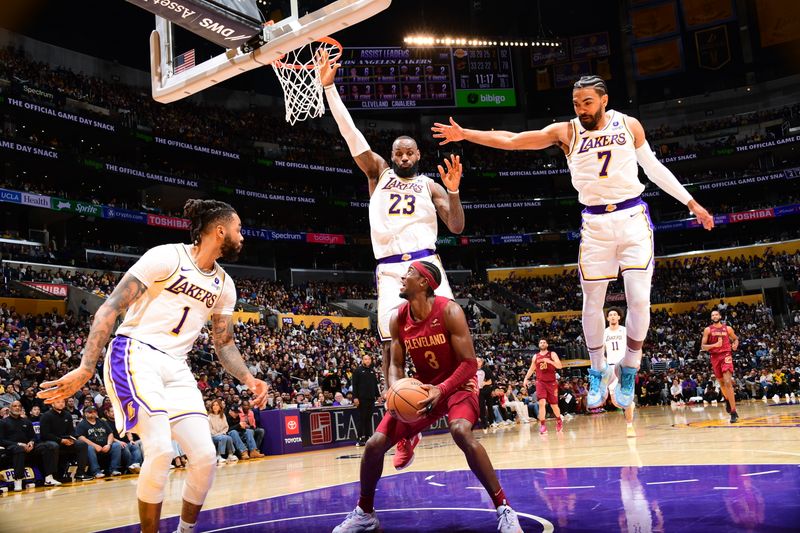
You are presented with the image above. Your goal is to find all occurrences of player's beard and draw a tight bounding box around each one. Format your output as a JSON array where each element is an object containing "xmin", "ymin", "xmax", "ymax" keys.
[
  {"xmin": 393, "ymin": 161, "xmax": 419, "ymax": 178},
  {"xmin": 711, "ymin": 317, "xmax": 721, "ymax": 323},
  {"xmin": 579, "ymin": 107, "xmax": 604, "ymax": 130},
  {"xmin": 220, "ymin": 235, "xmax": 242, "ymax": 262},
  {"xmin": 399, "ymin": 289, "xmax": 409, "ymax": 300}
]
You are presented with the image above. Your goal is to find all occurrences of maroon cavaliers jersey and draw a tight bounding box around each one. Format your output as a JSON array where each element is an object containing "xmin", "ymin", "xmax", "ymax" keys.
[
  {"xmin": 708, "ymin": 323, "xmax": 731, "ymax": 357},
  {"xmin": 535, "ymin": 352, "xmax": 557, "ymax": 383},
  {"xmin": 397, "ymin": 296, "xmax": 459, "ymax": 386}
]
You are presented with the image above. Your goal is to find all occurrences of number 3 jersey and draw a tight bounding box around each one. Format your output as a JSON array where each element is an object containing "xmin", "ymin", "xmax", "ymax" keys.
[
  {"xmin": 115, "ymin": 244, "xmax": 236, "ymax": 358},
  {"xmin": 397, "ymin": 296, "xmax": 461, "ymax": 386},
  {"xmin": 368, "ymin": 168, "xmax": 438, "ymax": 259},
  {"xmin": 565, "ymin": 109, "xmax": 644, "ymax": 206}
]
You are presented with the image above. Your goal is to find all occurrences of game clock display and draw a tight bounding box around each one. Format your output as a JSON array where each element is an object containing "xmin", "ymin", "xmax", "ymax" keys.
[{"xmin": 334, "ymin": 46, "xmax": 516, "ymax": 109}]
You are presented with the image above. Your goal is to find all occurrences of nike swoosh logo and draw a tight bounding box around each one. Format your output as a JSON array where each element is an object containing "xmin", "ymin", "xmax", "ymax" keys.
[
  {"xmin": 180, "ymin": 267, "xmax": 192, "ymax": 271},
  {"xmin": 404, "ymin": 325, "xmax": 412, "ymax": 331}
]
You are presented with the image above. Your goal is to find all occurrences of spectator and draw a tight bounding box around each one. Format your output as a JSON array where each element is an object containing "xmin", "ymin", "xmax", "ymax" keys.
[
  {"xmin": 239, "ymin": 400, "xmax": 265, "ymax": 450},
  {"xmin": 0, "ymin": 401, "xmax": 60, "ymax": 490},
  {"xmin": 75, "ymin": 404, "xmax": 122, "ymax": 478},
  {"xmin": 102, "ymin": 407, "xmax": 143, "ymax": 474},
  {"xmin": 352, "ymin": 354, "xmax": 379, "ymax": 446},
  {"xmin": 225, "ymin": 403, "xmax": 262, "ymax": 459},
  {"xmin": 40, "ymin": 398, "xmax": 92, "ymax": 481},
  {"xmin": 208, "ymin": 400, "xmax": 237, "ymax": 465}
]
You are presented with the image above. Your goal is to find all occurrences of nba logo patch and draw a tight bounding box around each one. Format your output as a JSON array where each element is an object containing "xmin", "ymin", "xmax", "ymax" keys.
[{"xmin": 310, "ymin": 412, "xmax": 332, "ymax": 445}]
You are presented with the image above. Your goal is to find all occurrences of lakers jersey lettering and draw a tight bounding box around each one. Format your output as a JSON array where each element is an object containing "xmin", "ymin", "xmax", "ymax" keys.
[
  {"xmin": 566, "ymin": 110, "xmax": 644, "ymax": 206},
  {"xmin": 369, "ymin": 168, "xmax": 438, "ymax": 259},
  {"xmin": 165, "ymin": 275, "xmax": 218, "ymax": 308}
]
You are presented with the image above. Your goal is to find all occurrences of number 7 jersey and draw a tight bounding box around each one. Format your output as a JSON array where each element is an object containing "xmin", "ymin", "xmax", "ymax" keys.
[
  {"xmin": 368, "ymin": 168, "xmax": 438, "ymax": 259},
  {"xmin": 565, "ymin": 109, "xmax": 644, "ymax": 206}
]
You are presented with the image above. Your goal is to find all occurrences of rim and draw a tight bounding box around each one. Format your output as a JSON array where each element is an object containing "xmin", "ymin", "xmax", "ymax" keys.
[{"xmin": 273, "ymin": 36, "xmax": 343, "ymax": 70}]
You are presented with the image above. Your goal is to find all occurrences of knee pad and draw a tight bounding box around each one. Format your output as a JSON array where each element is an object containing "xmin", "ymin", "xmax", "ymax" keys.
[
  {"xmin": 181, "ymin": 439, "xmax": 217, "ymax": 506},
  {"xmin": 137, "ymin": 438, "xmax": 173, "ymax": 504}
]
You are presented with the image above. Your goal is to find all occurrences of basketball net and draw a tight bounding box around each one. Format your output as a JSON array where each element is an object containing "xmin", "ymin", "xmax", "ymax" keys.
[{"xmin": 272, "ymin": 37, "xmax": 342, "ymax": 125}]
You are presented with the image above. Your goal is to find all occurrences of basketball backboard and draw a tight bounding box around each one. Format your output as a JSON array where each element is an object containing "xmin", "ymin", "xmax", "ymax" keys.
[{"xmin": 129, "ymin": 0, "xmax": 391, "ymax": 103}]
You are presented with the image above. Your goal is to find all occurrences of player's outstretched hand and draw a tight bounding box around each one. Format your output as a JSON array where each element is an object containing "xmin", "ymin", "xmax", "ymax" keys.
[
  {"xmin": 246, "ymin": 377, "xmax": 271, "ymax": 409},
  {"xmin": 687, "ymin": 199, "xmax": 714, "ymax": 230},
  {"xmin": 437, "ymin": 154, "xmax": 462, "ymax": 193},
  {"xmin": 38, "ymin": 367, "xmax": 94, "ymax": 404},
  {"xmin": 316, "ymin": 49, "xmax": 340, "ymax": 88},
  {"xmin": 416, "ymin": 384, "xmax": 442, "ymax": 415},
  {"xmin": 431, "ymin": 117, "xmax": 465, "ymax": 145}
]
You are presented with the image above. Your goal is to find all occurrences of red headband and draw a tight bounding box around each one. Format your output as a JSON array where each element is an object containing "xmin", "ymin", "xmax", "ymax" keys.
[{"xmin": 412, "ymin": 261, "xmax": 440, "ymax": 290}]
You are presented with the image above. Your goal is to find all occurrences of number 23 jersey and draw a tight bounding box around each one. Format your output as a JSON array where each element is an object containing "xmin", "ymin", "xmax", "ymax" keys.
[
  {"xmin": 369, "ymin": 168, "xmax": 438, "ymax": 259},
  {"xmin": 115, "ymin": 244, "xmax": 236, "ymax": 358}
]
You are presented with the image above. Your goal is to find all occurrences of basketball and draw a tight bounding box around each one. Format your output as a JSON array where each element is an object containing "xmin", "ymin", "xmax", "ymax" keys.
[{"xmin": 386, "ymin": 378, "xmax": 429, "ymax": 423}]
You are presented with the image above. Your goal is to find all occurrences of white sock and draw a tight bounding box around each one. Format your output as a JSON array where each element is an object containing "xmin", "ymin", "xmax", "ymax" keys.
[
  {"xmin": 588, "ymin": 347, "xmax": 606, "ymax": 372},
  {"xmin": 621, "ymin": 346, "xmax": 642, "ymax": 369},
  {"xmin": 177, "ymin": 518, "xmax": 196, "ymax": 533}
]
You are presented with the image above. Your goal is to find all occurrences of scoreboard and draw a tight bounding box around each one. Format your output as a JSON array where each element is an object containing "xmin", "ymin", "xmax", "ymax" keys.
[{"xmin": 333, "ymin": 46, "xmax": 516, "ymax": 110}]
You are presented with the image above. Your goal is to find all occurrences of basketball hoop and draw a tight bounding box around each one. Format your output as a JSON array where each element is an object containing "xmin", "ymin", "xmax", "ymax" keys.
[{"xmin": 271, "ymin": 36, "xmax": 343, "ymax": 125}]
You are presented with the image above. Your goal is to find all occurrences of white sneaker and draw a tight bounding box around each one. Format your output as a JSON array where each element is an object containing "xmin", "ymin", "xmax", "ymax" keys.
[
  {"xmin": 94, "ymin": 472, "xmax": 106, "ymax": 479},
  {"xmin": 227, "ymin": 455, "xmax": 239, "ymax": 464},
  {"xmin": 111, "ymin": 471, "xmax": 122, "ymax": 477},
  {"xmin": 332, "ymin": 506, "xmax": 380, "ymax": 533},
  {"xmin": 128, "ymin": 463, "xmax": 141, "ymax": 474},
  {"xmin": 217, "ymin": 456, "xmax": 227, "ymax": 466},
  {"xmin": 44, "ymin": 475, "xmax": 62, "ymax": 487},
  {"xmin": 773, "ymin": 394, "xmax": 780, "ymax": 403},
  {"xmin": 497, "ymin": 503, "xmax": 524, "ymax": 532},
  {"xmin": 13, "ymin": 479, "xmax": 22, "ymax": 492}
]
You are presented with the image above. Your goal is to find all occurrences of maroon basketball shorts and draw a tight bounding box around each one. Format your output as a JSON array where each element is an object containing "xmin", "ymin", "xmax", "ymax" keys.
[
  {"xmin": 376, "ymin": 390, "xmax": 478, "ymax": 447},
  {"xmin": 711, "ymin": 353, "xmax": 734, "ymax": 379},
  {"xmin": 536, "ymin": 380, "xmax": 559, "ymax": 404}
]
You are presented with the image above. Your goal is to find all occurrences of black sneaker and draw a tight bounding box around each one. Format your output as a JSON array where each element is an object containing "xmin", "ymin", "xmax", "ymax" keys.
[
  {"xmin": 75, "ymin": 473, "xmax": 95, "ymax": 482},
  {"xmin": 355, "ymin": 440, "xmax": 365, "ymax": 447},
  {"xmin": 725, "ymin": 402, "xmax": 731, "ymax": 414},
  {"xmin": 730, "ymin": 411, "xmax": 739, "ymax": 424}
]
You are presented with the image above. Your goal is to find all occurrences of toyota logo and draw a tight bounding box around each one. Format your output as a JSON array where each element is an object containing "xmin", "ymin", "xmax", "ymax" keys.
[{"xmin": 287, "ymin": 420, "xmax": 297, "ymax": 430}]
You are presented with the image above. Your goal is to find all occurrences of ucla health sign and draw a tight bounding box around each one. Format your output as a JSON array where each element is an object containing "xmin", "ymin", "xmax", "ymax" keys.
[{"xmin": 0, "ymin": 188, "xmax": 22, "ymax": 204}]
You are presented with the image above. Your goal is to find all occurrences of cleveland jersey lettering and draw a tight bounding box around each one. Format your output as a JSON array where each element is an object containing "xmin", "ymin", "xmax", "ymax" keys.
[
  {"xmin": 708, "ymin": 323, "xmax": 731, "ymax": 356},
  {"xmin": 566, "ymin": 109, "xmax": 644, "ymax": 206},
  {"xmin": 369, "ymin": 168, "xmax": 438, "ymax": 259},
  {"xmin": 115, "ymin": 243, "xmax": 236, "ymax": 358},
  {"xmin": 397, "ymin": 296, "xmax": 461, "ymax": 386}
]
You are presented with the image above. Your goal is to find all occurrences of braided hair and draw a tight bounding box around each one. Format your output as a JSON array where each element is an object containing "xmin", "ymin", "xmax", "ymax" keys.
[
  {"xmin": 573, "ymin": 75, "xmax": 607, "ymax": 95},
  {"xmin": 183, "ymin": 199, "xmax": 237, "ymax": 245}
]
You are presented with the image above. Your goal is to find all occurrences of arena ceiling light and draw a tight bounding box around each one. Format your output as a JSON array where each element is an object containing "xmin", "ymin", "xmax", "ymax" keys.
[{"xmin": 404, "ymin": 36, "xmax": 560, "ymax": 47}]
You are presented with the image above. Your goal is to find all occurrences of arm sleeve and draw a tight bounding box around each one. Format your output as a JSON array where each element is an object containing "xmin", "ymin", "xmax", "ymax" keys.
[
  {"xmin": 437, "ymin": 358, "xmax": 478, "ymax": 399},
  {"xmin": 212, "ymin": 274, "xmax": 236, "ymax": 316},
  {"xmin": 324, "ymin": 85, "xmax": 371, "ymax": 157},
  {"xmin": 635, "ymin": 142, "xmax": 693, "ymax": 205},
  {"xmin": 128, "ymin": 244, "xmax": 180, "ymax": 288}
]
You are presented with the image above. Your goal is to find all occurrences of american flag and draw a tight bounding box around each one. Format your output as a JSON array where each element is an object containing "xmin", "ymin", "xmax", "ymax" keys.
[{"xmin": 173, "ymin": 49, "xmax": 195, "ymax": 74}]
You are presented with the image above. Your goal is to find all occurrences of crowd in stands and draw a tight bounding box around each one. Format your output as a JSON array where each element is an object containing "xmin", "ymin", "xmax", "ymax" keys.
[
  {"xmin": 489, "ymin": 250, "xmax": 800, "ymax": 313},
  {"xmin": 3, "ymin": 45, "xmax": 800, "ymax": 178}
]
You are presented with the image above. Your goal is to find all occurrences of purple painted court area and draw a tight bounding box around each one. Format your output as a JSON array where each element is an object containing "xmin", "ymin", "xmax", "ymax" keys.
[{"xmin": 100, "ymin": 464, "xmax": 800, "ymax": 532}]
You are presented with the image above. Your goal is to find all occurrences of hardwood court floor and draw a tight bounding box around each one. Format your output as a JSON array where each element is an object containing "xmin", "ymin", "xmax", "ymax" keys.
[{"xmin": 3, "ymin": 400, "xmax": 799, "ymax": 532}]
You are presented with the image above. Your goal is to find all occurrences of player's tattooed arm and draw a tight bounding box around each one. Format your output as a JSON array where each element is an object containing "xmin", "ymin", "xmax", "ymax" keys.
[
  {"xmin": 387, "ymin": 312, "xmax": 406, "ymax": 388},
  {"xmin": 38, "ymin": 274, "xmax": 147, "ymax": 402},
  {"xmin": 211, "ymin": 314, "xmax": 251, "ymax": 384},
  {"xmin": 212, "ymin": 313, "xmax": 271, "ymax": 407}
]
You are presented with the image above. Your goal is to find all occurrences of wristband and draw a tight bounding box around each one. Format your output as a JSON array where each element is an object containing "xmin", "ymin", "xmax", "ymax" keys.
[{"xmin": 447, "ymin": 188, "xmax": 459, "ymax": 195}]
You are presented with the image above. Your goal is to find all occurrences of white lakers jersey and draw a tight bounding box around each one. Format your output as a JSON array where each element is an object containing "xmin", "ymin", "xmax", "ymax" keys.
[
  {"xmin": 115, "ymin": 244, "xmax": 236, "ymax": 358},
  {"xmin": 604, "ymin": 325, "xmax": 627, "ymax": 365},
  {"xmin": 566, "ymin": 110, "xmax": 644, "ymax": 206},
  {"xmin": 368, "ymin": 168, "xmax": 438, "ymax": 259}
]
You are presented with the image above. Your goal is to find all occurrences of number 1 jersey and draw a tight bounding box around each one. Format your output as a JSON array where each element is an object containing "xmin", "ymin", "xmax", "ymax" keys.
[
  {"xmin": 115, "ymin": 243, "xmax": 236, "ymax": 358},
  {"xmin": 368, "ymin": 168, "xmax": 438, "ymax": 259}
]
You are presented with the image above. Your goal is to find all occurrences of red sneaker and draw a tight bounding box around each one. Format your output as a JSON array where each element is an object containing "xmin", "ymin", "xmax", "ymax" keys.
[
  {"xmin": 539, "ymin": 422, "xmax": 547, "ymax": 435},
  {"xmin": 393, "ymin": 433, "xmax": 421, "ymax": 471},
  {"xmin": 556, "ymin": 418, "xmax": 564, "ymax": 433}
]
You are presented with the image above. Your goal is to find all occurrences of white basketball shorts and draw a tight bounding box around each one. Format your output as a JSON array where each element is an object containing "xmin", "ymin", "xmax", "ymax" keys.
[
  {"xmin": 103, "ymin": 335, "xmax": 207, "ymax": 434},
  {"xmin": 578, "ymin": 200, "xmax": 655, "ymax": 283},
  {"xmin": 375, "ymin": 253, "xmax": 454, "ymax": 342}
]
